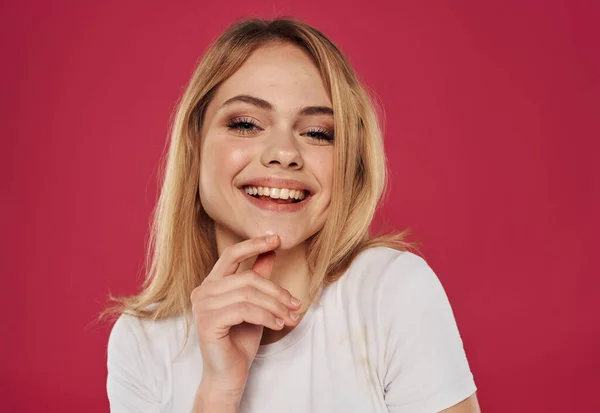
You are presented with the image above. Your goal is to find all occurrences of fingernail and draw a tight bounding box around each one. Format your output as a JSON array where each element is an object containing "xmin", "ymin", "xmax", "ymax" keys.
[
  {"xmin": 276, "ymin": 318, "xmax": 284, "ymax": 326},
  {"xmin": 291, "ymin": 297, "xmax": 301, "ymax": 306},
  {"xmin": 267, "ymin": 234, "xmax": 278, "ymax": 243},
  {"xmin": 290, "ymin": 312, "xmax": 299, "ymax": 321}
]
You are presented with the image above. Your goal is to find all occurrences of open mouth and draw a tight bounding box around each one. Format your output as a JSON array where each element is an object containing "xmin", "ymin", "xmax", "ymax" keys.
[{"xmin": 242, "ymin": 186, "xmax": 310, "ymax": 204}]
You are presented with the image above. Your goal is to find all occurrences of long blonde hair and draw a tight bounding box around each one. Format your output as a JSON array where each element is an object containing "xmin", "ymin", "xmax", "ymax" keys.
[{"xmin": 100, "ymin": 17, "xmax": 420, "ymax": 339}]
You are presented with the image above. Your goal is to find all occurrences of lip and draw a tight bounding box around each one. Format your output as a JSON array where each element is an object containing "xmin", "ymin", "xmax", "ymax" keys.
[
  {"xmin": 238, "ymin": 177, "xmax": 315, "ymax": 195},
  {"xmin": 240, "ymin": 188, "xmax": 312, "ymax": 213}
]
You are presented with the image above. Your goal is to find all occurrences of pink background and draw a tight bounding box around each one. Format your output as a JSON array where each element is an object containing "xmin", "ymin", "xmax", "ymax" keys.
[{"xmin": 2, "ymin": 1, "xmax": 598, "ymax": 411}]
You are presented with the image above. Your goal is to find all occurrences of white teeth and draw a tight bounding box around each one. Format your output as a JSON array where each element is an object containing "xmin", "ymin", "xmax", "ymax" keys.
[{"xmin": 243, "ymin": 186, "xmax": 307, "ymax": 201}]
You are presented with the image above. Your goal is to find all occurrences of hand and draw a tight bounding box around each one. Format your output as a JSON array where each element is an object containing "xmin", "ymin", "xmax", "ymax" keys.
[{"xmin": 191, "ymin": 234, "xmax": 302, "ymax": 397}]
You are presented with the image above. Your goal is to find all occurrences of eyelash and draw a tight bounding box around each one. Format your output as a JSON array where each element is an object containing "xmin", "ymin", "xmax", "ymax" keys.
[{"xmin": 226, "ymin": 117, "xmax": 334, "ymax": 142}]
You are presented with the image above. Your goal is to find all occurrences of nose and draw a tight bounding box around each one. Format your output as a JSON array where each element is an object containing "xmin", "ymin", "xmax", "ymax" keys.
[{"xmin": 260, "ymin": 129, "xmax": 303, "ymax": 170}]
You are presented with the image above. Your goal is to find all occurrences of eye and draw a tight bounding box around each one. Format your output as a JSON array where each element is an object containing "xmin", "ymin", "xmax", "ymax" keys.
[
  {"xmin": 303, "ymin": 127, "xmax": 334, "ymax": 143},
  {"xmin": 226, "ymin": 117, "xmax": 262, "ymax": 136}
]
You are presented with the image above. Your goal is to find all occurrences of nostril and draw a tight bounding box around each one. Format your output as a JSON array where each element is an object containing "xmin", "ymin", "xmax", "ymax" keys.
[{"xmin": 267, "ymin": 160, "xmax": 301, "ymax": 168}]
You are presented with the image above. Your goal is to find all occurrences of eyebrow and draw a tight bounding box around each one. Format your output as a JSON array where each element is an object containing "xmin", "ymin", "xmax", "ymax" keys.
[{"xmin": 220, "ymin": 94, "xmax": 334, "ymax": 117}]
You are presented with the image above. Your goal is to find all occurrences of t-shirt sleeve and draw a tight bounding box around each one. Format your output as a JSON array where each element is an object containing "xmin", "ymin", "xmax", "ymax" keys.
[
  {"xmin": 380, "ymin": 253, "xmax": 477, "ymax": 413},
  {"xmin": 106, "ymin": 314, "xmax": 162, "ymax": 413}
]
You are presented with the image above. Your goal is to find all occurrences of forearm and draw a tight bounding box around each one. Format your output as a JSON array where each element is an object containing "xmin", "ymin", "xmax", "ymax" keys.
[{"xmin": 192, "ymin": 381, "xmax": 243, "ymax": 413}]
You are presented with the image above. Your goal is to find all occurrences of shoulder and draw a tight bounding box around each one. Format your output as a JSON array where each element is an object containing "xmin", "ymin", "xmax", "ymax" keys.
[
  {"xmin": 107, "ymin": 303, "xmax": 194, "ymax": 366},
  {"xmin": 355, "ymin": 246, "xmax": 454, "ymax": 315},
  {"xmin": 338, "ymin": 246, "xmax": 439, "ymax": 303},
  {"xmin": 326, "ymin": 247, "xmax": 443, "ymax": 329},
  {"xmin": 332, "ymin": 247, "xmax": 477, "ymax": 410},
  {"xmin": 334, "ymin": 246, "xmax": 461, "ymax": 338}
]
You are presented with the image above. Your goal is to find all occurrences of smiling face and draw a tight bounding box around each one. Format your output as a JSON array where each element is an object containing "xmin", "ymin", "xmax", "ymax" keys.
[{"xmin": 198, "ymin": 42, "xmax": 334, "ymax": 251}]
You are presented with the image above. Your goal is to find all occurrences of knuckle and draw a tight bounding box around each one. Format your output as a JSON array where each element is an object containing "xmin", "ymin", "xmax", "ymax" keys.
[
  {"xmin": 190, "ymin": 285, "xmax": 207, "ymax": 303},
  {"xmin": 277, "ymin": 286, "xmax": 291, "ymax": 301},
  {"xmin": 240, "ymin": 286, "xmax": 255, "ymax": 302},
  {"xmin": 190, "ymin": 287, "xmax": 200, "ymax": 303},
  {"xmin": 275, "ymin": 302, "xmax": 288, "ymax": 317},
  {"xmin": 242, "ymin": 271, "xmax": 259, "ymax": 288},
  {"xmin": 248, "ymin": 271, "xmax": 261, "ymax": 284},
  {"xmin": 222, "ymin": 245, "xmax": 234, "ymax": 260},
  {"xmin": 237, "ymin": 270, "xmax": 252, "ymax": 282},
  {"xmin": 191, "ymin": 298, "xmax": 203, "ymax": 314},
  {"xmin": 231, "ymin": 274, "xmax": 246, "ymax": 290},
  {"xmin": 267, "ymin": 312, "xmax": 279, "ymax": 325},
  {"xmin": 256, "ymin": 307, "xmax": 268, "ymax": 320},
  {"xmin": 236, "ymin": 301, "xmax": 250, "ymax": 314}
]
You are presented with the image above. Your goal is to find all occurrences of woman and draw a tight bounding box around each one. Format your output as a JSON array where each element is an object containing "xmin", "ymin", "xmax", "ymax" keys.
[{"xmin": 104, "ymin": 18, "xmax": 480, "ymax": 413}]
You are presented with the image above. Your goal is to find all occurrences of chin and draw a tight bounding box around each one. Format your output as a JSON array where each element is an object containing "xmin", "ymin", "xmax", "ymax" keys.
[
  {"xmin": 275, "ymin": 234, "xmax": 309, "ymax": 251},
  {"xmin": 212, "ymin": 216, "xmax": 323, "ymax": 253},
  {"xmin": 260, "ymin": 230, "xmax": 308, "ymax": 251},
  {"xmin": 240, "ymin": 223, "xmax": 312, "ymax": 251}
]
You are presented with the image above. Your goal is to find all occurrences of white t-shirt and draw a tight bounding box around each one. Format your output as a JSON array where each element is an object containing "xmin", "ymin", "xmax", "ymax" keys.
[{"xmin": 106, "ymin": 247, "xmax": 477, "ymax": 413}]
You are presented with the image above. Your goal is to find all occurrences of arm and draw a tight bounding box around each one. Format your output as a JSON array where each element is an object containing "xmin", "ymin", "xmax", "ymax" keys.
[
  {"xmin": 191, "ymin": 381, "xmax": 240, "ymax": 413},
  {"xmin": 189, "ymin": 236, "xmax": 300, "ymax": 413}
]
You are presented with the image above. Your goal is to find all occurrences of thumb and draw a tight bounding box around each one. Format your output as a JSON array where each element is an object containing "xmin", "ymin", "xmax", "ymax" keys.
[{"xmin": 252, "ymin": 251, "xmax": 276, "ymax": 279}]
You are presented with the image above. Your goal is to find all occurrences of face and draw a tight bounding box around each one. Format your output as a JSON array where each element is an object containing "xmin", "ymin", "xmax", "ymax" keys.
[{"xmin": 199, "ymin": 42, "xmax": 334, "ymax": 251}]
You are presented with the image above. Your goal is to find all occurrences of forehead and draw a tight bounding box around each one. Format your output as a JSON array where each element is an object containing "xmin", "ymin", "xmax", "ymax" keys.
[{"xmin": 211, "ymin": 43, "xmax": 332, "ymax": 109}]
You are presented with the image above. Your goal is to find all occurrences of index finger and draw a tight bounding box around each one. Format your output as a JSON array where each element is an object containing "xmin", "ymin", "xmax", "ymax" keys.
[{"xmin": 207, "ymin": 234, "xmax": 280, "ymax": 280}]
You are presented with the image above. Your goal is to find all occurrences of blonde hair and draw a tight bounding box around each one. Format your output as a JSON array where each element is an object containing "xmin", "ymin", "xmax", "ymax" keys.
[{"xmin": 99, "ymin": 17, "xmax": 420, "ymax": 340}]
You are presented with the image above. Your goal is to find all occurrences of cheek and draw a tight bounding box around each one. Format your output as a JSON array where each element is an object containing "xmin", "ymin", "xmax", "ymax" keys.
[
  {"xmin": 311, "ymin": 149, "xmax": 335, "ymax": 192},
  {"xmin": 210, "ymin": 136, "xmax": 249, "ymax": 167},
  {"xmin": 200, "ymin": 134, "xmax": 255, "ymax": 192}
]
